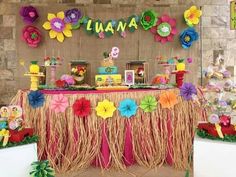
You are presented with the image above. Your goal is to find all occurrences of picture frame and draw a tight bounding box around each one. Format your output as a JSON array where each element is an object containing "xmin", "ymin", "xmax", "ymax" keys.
[{"xmin": 124, "ymin": 70, "xmax": 135, "ymax": 86}]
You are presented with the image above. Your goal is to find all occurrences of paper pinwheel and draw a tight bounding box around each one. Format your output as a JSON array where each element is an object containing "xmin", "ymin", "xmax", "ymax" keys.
[
  {"xmin": 118, "ymin": 98, "xmax": 138, "ymax": 118},
  {"xmin": 180, "ymin": 82, "xmax": 197, "ymax": 101},
  {"xmin": 96, "ymin": 99, "xmax": 116, "ymax": 119},
  {"xmin": 49, "ymin": 94, "xmax": 69, "ymax": 113},
  {"xmin": 140, "ymin": 95, "xmax": 158, "ymax": 112},
  {"xmin": 28, "ymin": 91, "xmax": 45, "ymax": 109},
  {"xmin": 159, "ymin": 91, "xmax": 178, "ymax": 109}
]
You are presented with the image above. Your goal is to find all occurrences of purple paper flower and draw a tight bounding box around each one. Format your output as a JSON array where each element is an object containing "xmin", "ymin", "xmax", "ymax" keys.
[
  {"xmin": 20, "ymin": 6, "xmax": 39, "ymax": 24},
  {"xmin": 64, "ymin": 8, "xmax": 82, "ymax": 24},
  {"xmin": 218, "ymin": 100, "xmax": 228, "ymax": 107},
  {"xmin": 180, "ymin": 82, "xmax": 197, "ymax": 101},
  {"xmin": 50, "ymin": 18, "xmax": 65, "ymax": 32}
]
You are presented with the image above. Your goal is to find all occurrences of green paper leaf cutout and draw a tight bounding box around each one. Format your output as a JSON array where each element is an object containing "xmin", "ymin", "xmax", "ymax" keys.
[
  {"xmin": 140, "ymin": 95, "xmax": 158, "ymax": 112},
  {"xmin": 140, "ymin": 9, "xmax": 159, "ymax": 30}
]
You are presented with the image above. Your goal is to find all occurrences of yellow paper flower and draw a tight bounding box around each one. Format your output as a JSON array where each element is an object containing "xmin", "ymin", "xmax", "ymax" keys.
[
  {"xmin": 95, "ymin": 99, "xmax": 116, "ymax": 119},
  {"xmin": 184, "ymin": 6, "xmax": 202, "ymax": 27},
  {"xmin": 42, "ymin": 11, "xmax": 72, "ymax": 43}
]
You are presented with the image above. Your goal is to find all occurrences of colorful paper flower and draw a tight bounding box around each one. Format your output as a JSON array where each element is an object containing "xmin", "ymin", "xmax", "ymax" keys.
[
  {"xmin": 55, "ymin": 79, "xmax": 66, "ymax": 88},
  {"xmin": 180, "ymin": 28, "xmax": 199, "ymax": 49},
  {"xmin": 118, "ymin": 99, "xmax": 138, "ymax": 118},
  {"xmin": 140, "ymin": 9, "xmax": 158, "ymax": 30},
  {"xmin": 184, "ymin": 6, "xmax": 202, "ymax": 27},
  {"xmin": 159, "ymin": 91, "xmax": 178, "ymax": 109},
  {"xmin": 140, "ymin": 95, "xmax": 158, "ymax": 112},
  {"xmin": 20, "ymin": 6, "xmax": 39, "ymax": 24},
  {"xmin": 150, "ymin": 15, "xmax": 177, "ymax": 44},
  {"xmin": 64, "ymin": 8, "xmax": 82, "ymax": 30},
  {"xmin": 110, "ymin": 47, "xmax": 119, "ymax": 59},
  {"xmin": 60, "ymin": 74, "xmax": 75, "ymax": 85},
  {"xmin": 49, "ymin": 94, "xmax": 69, "ymax": 113},
  {"xmin": 43, "ymin": 12, "xmax": 72, "ymax": 43},
  {"xmin": 98, "ymin": 32, "xmax": 105, "ymax": 39},
  {"xmin": 121, "ymin": 31, "xmax": 127, "ymax": 38},
  {"xmin": 73, "ymin": 97, "xmax": 91, "ymax": 118},
  {"xmin": 219, "ymin": 115, "xmax": 231, "ymax": 127},
  {"xmin": 22, "ymin": 25, "xmax": 41, "ymax": 48},
  {"xmin": 208, "ymin": 114, "xmax": 220, "ymax": 124},
  {"xmin": 180, "ymin": 82, "xmax": 197, "ymax": 101},
  {"xmin": 28, "ymin": 91, "xmax": 45, "ymax": 108},
  {"xmin": 96, "ymin": 99, "xmax": 116, "ymax": 119},
  {"xmin": 187, "ymin": 57, "xmax": 193, "ymax": 63}
]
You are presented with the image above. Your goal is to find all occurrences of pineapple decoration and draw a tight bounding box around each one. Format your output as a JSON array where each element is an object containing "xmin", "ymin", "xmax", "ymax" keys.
[
  {"xmin": 176, "ymin": 58, "xmax": 186, "ymax": 71},
  {"xmin": 29, "ymin": 61, "xmax": 40, "ymax": 74}
]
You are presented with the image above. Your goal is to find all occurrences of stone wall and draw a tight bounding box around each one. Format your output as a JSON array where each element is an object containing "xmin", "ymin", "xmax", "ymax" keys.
[{"xmin": 0, "ymin": 0, "xmax": 232, "ymax": 104}]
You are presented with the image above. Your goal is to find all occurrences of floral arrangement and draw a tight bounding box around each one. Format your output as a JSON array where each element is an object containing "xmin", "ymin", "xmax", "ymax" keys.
[
  {"xmin": 71, "ymin": 65, "xmax": 86, "ymax": 77},
  {"xmin": 20, "ymin": 6, "xmax": 39, "ymax": 24},
  {"xmin": 22, "ymin": 25, "xmax": 42, "ymax": 48},
  {"xmin": 55, "ymin": 75, "xmax": 75, "ymax": 88},
  {"xmin": 44, "ymin": 56, "xmax": 61, "ymax": 66}
]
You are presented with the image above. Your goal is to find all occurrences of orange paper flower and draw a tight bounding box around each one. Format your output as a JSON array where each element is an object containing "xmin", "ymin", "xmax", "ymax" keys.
[{"xmin": 159, "ymin": 90, "xmax": 178, "ymax": 109}]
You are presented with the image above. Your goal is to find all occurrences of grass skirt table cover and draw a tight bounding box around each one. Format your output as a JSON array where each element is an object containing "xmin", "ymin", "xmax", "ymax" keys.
[{"xmin": 10, "ymin": 89, "xmax": 206, "ymax": 173}]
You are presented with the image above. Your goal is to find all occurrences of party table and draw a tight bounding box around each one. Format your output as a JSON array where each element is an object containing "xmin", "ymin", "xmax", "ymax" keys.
[{"xmin": 10, "ymin": 88, "xmax": 206, "ymax": 173}]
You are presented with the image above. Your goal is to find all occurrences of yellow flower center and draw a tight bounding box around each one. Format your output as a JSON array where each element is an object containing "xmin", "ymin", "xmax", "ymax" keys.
[{"xmin": 184, "ymin": 35, "xmax": 191, "ymax": 42}]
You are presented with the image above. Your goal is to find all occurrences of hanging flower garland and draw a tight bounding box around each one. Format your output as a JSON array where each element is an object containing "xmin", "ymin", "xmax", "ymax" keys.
[
  {"xmin": 140, "ymin": 9, "xmax": 158, "ymax": 30},
  {"xmin": 95, "ymin": 99, "xmax": 116, "ymax": 119},
  {"xmin": 150, "ymin": 14, "xmax": 177, "ymax": 44},
  {"xmin": 118, "ymin": 99, "xmax": 138, "ymax": 118},
  {"xmin": 180, "ymin": 82, "xmax": 197, "ymax": 101},
  {"xmin": 179, "ymin": 28, "xmax": 199, "ymax": 49},
  {"xmin": 20, "ymin": 6, "xmax": 39, "ymax": 24},
  {"xmin": 28, "ymin": 91, "xmax": 45, "ymax": 109},
  {"xmin": 140, "ymin": 95, "xmax": 158, "ymax": 113},
  {"xmin": 73, "ymin": 97, "xmax": 91, "ymax": 118},
  {"xmin": 42, "ymin": 11, "xmax": 72, "ymax": 43},
  {"xmin": 159, "ymin": 90, "xmax": 178, "ymax": 109},
  {"xmin": 49, "ymin": 94, "xmax": 69, "ymax": 113},
  {"xmin": 64, "ymin": 8, "xmax": 83, "ymax": 30},
  {"xmin": 184, "ymin": 6, "xmax": 202, "ymax": 27},
  {"xmin": 22, "ymin": 25, "xmax": 42, "ymax": 48}
]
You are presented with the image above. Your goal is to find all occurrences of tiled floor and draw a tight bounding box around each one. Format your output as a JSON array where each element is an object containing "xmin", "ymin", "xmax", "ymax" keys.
[{"xmin": 57, "ymin": 165, "xmax": 190, "ymax": 177}]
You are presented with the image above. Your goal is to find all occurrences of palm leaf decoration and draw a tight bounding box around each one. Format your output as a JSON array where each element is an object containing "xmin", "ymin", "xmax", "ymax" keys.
[{"xmin": 30, "ymin": 160, "xmax": 55, "ymax": 177}]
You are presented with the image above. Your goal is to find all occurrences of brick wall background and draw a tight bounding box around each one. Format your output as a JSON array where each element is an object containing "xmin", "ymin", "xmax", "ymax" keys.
[{"xmin": 0, "ymin": 0, "xmax": 232, "ymax": 104}]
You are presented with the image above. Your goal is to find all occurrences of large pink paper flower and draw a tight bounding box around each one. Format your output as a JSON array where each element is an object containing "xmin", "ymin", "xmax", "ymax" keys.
[
  {"xmin": 22, "ymin": 25, "xmax": 41, "ymax": 48},
  {"xmin": 50, "ymin": 94, "xmax": 69, "ymax": 113},
  {"xmin": 150, "ymin": 15, "xmax": 177, "ymax": 44}
]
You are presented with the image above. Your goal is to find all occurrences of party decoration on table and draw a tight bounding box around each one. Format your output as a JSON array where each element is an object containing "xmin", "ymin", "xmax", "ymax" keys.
[
  {"xmin": 22, "ymin": 25, "xmax": 42, "ymax": 48},
  {"xmin": 30, "ymin": 160, "xmax": 55, "ymax": 177},
  {"xmin": 96, "ymin": 99, "xmax": 116, "ymax": 119},
  {"xmin": 0, "ymin": 105, "xmax": 37, "ymax": 148},
  {"xmin": 73, "ymin": 97, "xmax": 91, "ymax": 118},
  {"xmin": 60, "ymin": 74, "xmax": 75, "ymax": 85},
  {"xmin": 140, "ymin": 9, "xmax": 158, "ymax": 30},
  {"xmin": 180, "ymin": 82, "xmax": 197, "ymax": 101},
  {"xmin": 28, "ymin": 90, "xmax": 45, "ymax": 108},
  {"xmin": 43, "ymin": 11, "xmax": 72, "ymax": 42},
  {"xmin": 64, "ymin": 8, "xmax": 83, "ymax": 30},
  {"xmin": 118, "ymin": 99, "xmax": 138, "ymax": 118},
  {"xmin": 55, "ymin": 79, "xmax": 66, "ymax": 88},
  {"xmin": 50, "ymin": 94, "xmax": 69, "ymax": 113},
  {"xmin": 20, "ymin": 5, "xmax": 39, "ymax": 24},
  {"xmin": 159, "ymin": 90, "xmax": 178, "ymax": 109},
  {"xmin": 184, "ymin": 6, "xmax": 202, "ymax": 27},
  {"xmin": 150, "ymin": 14, "xmax": 177, "ymax": 44},
  {"xmin": 22, "ymin": 60, "xmax": 45, "ymax": 91},
  {"xmin": 179, "ymin": 28, "xmax": 199, "ymax": 49},
  {"xmin": 151, "ymin": 74, "xmax": 169, "ymax": 85},
  {"xmin": 71, "ymin": 65, "xmax": 87, "ymax": 85},
  {"xmin": 95, "ymin": 47, "xmax": 123, "ymax": 88},
  {"xmin": 140, "ymin": 95, "xmax": 158, "ymax": 113}
]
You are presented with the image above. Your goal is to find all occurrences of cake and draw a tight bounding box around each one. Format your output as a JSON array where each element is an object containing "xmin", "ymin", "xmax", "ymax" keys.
[{"xmin": 95, "ymin": 49, "xmax": 122, "ymax": 87}]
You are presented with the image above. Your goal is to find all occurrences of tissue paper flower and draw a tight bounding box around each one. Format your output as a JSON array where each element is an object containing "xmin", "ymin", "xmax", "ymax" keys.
[
  {"xmin": 180, "ymin": 28, "xmax": 199, "ymax": 49},
  {"xmin": 96, "ymin": 99, "xmax": 116, "ymax": 119},
  {"xmin": 28, "ymin": 91, "xmax": 45, "ymax": 108},
  {"xmin": 159, "ymin": 90, "xmax": 178, "ymax": 109},
  {"xmin": 50, "ymin": 94, "xmax": 69, "ymax": 113},
  {"xmin": 64, "ymin": 8, "xmax": 82, "ymax": 24},
  {"xmin": 73, "ymin": 97, "xmax": 91, "ymax": 118},
  {"xmin": 187, "ymin": 57, "xmax": 193, "ymax": 63},
  {"xmin": 208, "ymin": 114, "xmax": 220, "ymax": 124},
  {"xmin": 180, "ymin": 82, "xmax": 197, "ymax": 101},
  {"xmin": 140, "ymin": 9, "xmax": 158, "ymax": 30},
  {"xmin": 22, "ymin": 25, "xmax": 41, "ymax": 48},
  {"xmin": 184, "ymin": 6, "xmax": 202, "ymax": 27},
  {"xmin": 55, "ymin": 79, "xmax": 66, "ymax": 88},
  {"xmin": 61, "ymin": 74, "xmax": 75, "ymax": 85},
  {"xmin": 43, "ymin": 11, "xmax": 72, "ymax": 43},
  {"xmin": 20, "ymin": 6, "xmax": 39, "ymax": 24},
  {"xmin": 118, "ymin": 99, "xmax": 138, "ymax": 118},
  {"xmin": 110, "ymin": 47, "xmax": 120, "ymax": 59},
  {"xmin": 140, "ymin": 95, "xmax": 158, "ymax": 112},
  {"xmin": 150, "ymin": 14, "xmax": 177, "ymax": 44}
]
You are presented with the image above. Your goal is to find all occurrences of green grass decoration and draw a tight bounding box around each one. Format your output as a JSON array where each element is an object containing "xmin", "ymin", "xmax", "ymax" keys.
[
  {"xmin": 30, "ymin": 160, "xmax": 55, "ymax": 177},
  {"xmin": 197, "ymin": 129, "xmax": 236, "ymax": 142}
]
